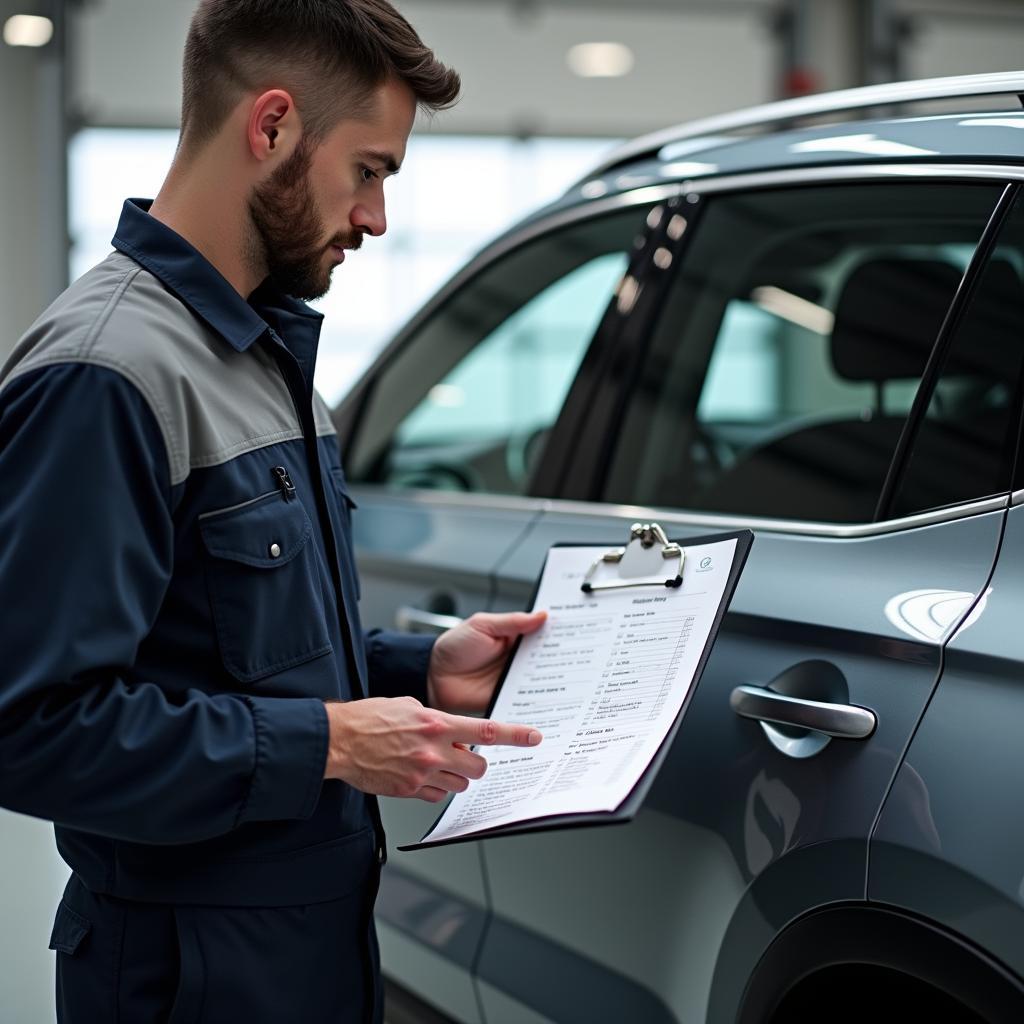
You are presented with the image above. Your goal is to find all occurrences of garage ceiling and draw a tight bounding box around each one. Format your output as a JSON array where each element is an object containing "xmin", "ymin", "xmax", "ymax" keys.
[
  {"xmin": 71, "ymin": 0, "xmax": 780, "ymax": 136},
  {"xmin": 70, "ymin": 0, "xmax": 1024, "ymax": 138}
]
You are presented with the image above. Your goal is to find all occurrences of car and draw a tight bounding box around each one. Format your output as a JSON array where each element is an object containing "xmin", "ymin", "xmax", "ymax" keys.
[{"xmin": 332, "ymin": 71, "xmax": 1024, "ymax": 1023}]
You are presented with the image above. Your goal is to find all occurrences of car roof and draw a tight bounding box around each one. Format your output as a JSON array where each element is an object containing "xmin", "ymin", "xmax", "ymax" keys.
[
  {"xmin": 574, "ymin": 111, "xmax": 1023, "ymax": 195},
  {"xmin": 516, "ymin": 71, "xmax": 1024, "ymax": 229}
]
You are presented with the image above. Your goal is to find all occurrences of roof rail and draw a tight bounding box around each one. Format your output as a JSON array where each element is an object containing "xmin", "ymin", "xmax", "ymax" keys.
[{"xmin": 585, "ymin": 70, "xmax": 1024, "ymax": 180}]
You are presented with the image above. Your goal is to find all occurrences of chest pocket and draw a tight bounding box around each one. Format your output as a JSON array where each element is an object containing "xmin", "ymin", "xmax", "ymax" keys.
[{"xmin": 199, "ymin": 491, "xmax": 333, "ymax": 683}]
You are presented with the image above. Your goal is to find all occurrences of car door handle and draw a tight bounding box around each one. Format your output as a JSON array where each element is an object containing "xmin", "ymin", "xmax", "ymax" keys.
[
  {"xmin": 729, "ymin": 685, "xmax": 876, "ymax": 739},
  {"xmin": 395, "ymin": 606, "xmax": 465, "ymax": 635}
]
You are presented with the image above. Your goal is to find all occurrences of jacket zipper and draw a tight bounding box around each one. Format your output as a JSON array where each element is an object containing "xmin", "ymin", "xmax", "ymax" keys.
[
  {"xmin": 265, "ymin": 332, "xmax": 384, "ymax": 1024},
  {"xmin": 272, "ymin": 465, "xmax": 297, "ymax": 500},
  {"xmin": 198, "ymin": 466, "xmax": 296, "ymax": 520}
]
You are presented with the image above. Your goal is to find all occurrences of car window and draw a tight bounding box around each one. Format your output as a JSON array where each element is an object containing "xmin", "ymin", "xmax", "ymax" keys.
[
  {"xmin": 601, "ymin": 182, "xmax": 1003, "ymax": 523},
  {"xmin": 347, "ymin": 207, "xmax": 650, "ymax": 494},
  {"xmin": 890, "ymin": 194, "xmax": 1024, "ymax": 518}
]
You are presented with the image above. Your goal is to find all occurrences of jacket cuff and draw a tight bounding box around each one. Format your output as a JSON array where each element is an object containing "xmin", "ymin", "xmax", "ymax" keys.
[
  {"xmin": 365, "ymin": 629, "xmax": 436, "ymax": 705},
  {"xmin": 236, "ymin": 696, "xmax": 328, "ymax": 824}
]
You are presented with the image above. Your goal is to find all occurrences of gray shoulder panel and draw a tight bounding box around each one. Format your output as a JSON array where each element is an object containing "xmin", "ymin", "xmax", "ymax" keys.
[
  {"xmin": 1, "ymin": 253, "xmax": 305, "ymax": 487},
  {"xmin": 313, "ymin": 390, "xmax": 338, "ymax": 438}
]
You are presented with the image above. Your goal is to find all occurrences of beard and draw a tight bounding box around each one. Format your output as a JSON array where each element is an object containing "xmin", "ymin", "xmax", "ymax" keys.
[{"xmin": 247, "ymin": 136, "xmax": 361, "ymax": 301}]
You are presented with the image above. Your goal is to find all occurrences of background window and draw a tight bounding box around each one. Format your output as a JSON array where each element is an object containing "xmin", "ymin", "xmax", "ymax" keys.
[{"xmin": 602, "ymin": 183, "xmax": 1003, "ymax": 523}]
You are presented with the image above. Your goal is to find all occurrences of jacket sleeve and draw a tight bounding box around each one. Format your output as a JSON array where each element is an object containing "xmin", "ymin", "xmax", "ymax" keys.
[
  {"xmin": 0, "ymin": 363, "xmax": 328, "ymax": 845},
  {"xmin": 364, "ymin": 629, "xmax": 435, "ymax": 704}
]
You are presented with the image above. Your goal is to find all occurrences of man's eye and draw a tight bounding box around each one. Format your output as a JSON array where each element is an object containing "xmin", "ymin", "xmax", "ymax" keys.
[{"xmin": 360, "ymin": 167, "xmax": 378, "ymax": 183}]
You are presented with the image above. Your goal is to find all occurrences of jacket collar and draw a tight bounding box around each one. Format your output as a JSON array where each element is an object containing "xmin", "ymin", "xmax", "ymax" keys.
[{"xmin": 111, "ymin": 198, "xmax": 324, "ymax": 355}]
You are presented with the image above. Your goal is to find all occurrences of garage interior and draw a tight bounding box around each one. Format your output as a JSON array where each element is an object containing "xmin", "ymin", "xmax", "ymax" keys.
[{"xmin": 3, "ymin": 1, "xmax": 1024, "ymax": 1019}]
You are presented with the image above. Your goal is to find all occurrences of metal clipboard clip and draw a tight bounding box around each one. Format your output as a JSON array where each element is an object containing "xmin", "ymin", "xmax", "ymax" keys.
[{"xmin": 581, "ymin": 522, "xmax": 684, "ymax": 594}]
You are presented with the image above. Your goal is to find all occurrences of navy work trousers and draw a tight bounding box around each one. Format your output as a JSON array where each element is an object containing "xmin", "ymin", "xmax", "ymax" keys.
[{"xmin": 50, "ymin": 874, "xmax": 383, "ymax": 1023}]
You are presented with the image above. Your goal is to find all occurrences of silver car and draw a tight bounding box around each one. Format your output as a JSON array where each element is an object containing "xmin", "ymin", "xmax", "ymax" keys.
[{"xmin": 334, "ymin": 71, "xmax": 1024, "ymax": 1023}]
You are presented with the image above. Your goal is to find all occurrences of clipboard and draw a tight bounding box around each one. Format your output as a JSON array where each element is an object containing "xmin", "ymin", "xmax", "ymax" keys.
[{"xmin": 398, "ymin": 524, "xmax": 753, "ymax": 852}]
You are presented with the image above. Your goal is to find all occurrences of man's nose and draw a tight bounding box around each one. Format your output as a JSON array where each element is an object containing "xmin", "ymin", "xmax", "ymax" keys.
[{"xmin": 351, "ymin": 200, "xmax": 386, "ymax": 238}]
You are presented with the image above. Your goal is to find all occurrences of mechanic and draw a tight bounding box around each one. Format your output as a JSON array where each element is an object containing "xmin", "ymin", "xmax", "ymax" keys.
[{"xmin": 0, "ymin": 2, "xmax": 543, "ymax": 1021}]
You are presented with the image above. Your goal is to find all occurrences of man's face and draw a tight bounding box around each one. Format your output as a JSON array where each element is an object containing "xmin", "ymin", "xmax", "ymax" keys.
[{"xmin": 248, "ymin": 78, "xmax": 416, "ymax": 300}]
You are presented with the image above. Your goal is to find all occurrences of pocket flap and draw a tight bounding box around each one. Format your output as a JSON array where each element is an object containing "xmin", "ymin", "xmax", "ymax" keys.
[
  {"xmin": 200, "ymin": 497, "xmax": 312, "ymax": 568},
  {"xmin": 330, "ymin": 468, "xmax": 358, "ymax": 510},
  {"xmin": 48, "ymin": 901, "xmax": 91, "ymax": 955}
]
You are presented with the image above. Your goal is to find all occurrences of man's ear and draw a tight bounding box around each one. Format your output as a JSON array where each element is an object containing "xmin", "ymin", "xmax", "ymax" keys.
[{"xmin": 247, "ymin": 89, "xmax": 299, "ymax": 162}]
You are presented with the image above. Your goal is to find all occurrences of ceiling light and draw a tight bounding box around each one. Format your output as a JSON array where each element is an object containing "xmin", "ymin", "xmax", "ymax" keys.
[
  {"xmin": 567, "ymin": 42, "xmax": 634, "ymax": 79},
  {"xmin": 3, "ymin": 14, "xmax": 53, "ymax": 47}
]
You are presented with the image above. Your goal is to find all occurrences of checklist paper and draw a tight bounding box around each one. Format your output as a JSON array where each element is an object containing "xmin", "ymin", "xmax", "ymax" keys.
[{"xmin": 402, "ymin": 533, "xmax": 748, "ymax": 849}]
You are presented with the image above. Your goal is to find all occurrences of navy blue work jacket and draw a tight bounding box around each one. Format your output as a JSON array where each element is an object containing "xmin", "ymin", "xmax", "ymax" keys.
[{"xmin": 0, "ymin": 199, "xmax": 433, "ymax": 906}]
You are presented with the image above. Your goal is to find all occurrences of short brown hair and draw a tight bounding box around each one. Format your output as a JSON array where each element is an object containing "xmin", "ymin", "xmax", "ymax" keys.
[{"xmin": 180, "ymin": 0, "xmax": 460, "ymax": 150}]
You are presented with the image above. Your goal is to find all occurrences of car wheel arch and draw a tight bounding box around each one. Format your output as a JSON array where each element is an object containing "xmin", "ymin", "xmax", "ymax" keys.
[{"xmin": 729, "ymin": 903, "xmax": 1024, "ymax": 1024}]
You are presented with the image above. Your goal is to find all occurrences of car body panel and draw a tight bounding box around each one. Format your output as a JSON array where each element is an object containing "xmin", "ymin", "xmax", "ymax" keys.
[
  {"xmin": 375, "ymin": 864, "xmax": 489, "ymax": 1024},
  {"xmin": 352, "ymin": 492, "xmax": 540, "ymax": 633}
]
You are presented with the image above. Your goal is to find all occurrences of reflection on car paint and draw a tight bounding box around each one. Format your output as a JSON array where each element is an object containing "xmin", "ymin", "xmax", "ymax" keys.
[
  {"xmin": 744, "ymin": 770, "xmax": 801, "ymax": 875},
  {"xmin": 884, "ymin": 587, "xmax": 991, "ymax": 643}
]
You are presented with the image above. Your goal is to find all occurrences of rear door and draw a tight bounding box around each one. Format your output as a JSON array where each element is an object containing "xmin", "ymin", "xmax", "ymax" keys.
[
  {"xmin": 476, "ymin": 175, "xmax": 1022, "ymax": 1024},
  {"xmin": 339, "ymin": 194, "xmax": 661, "ymax": 1020},
  {"xmin": 869, "ymin": 187, "xmax": 1024, "ymax": 987}
]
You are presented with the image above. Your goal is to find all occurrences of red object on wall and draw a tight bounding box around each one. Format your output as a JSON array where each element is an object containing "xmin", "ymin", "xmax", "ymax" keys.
[{"xmin": 784, "ymin": 68, "xmax": 820, "ymax": 97}]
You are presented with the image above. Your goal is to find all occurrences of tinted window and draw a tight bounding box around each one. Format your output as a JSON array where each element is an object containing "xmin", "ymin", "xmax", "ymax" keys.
[
  {"xmin": 602, "ymin": 183, "xmax": 1002, "ymax": 523},
  {"xmin": 348, "ymin": 207, "xmax": 649, "ymax": 494},
  {"xmin": 891, "ymin": 194, "xmax": 1024, "ymax": 517}
]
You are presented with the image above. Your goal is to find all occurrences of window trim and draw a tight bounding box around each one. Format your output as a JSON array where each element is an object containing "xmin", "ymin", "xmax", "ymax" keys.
[
  {"xmin": 346, "ymin": 481, "xmax": 1009, "ymax": 540},
  {"xmin": 665, "ymin": 162, "xmax": 1024, "ymax": 197}
]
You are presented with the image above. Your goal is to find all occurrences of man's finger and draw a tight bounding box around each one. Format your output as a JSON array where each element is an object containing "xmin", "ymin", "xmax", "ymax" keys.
[
  {"xmin": 432, "ymin": 770, "xmax": 471, "ymax": 794},
  {"xmin": 446, "ymin": 746, "xmax": 488, "ymax": 780},
  {"xmin": 445, "ymin": 713, "xmax": 542, "ymax": 748},
  {"xmin": 417, "ymin": 786, "xmax": 449, "ymax": 804},
  {"xmin": 469, "ymin": 610, "xmax": 547, "ymax": 639}
]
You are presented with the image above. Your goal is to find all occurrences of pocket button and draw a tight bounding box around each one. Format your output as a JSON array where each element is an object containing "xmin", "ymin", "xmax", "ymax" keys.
[{"xmin": 269, "ymin": 542, "xmax": 282, "ymax": 558}]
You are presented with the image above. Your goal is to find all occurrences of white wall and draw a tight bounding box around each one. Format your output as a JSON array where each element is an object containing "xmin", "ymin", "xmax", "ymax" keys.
[
  {"xmin": 0, "ymin": 19, "xmax": 68, "ymax": 975},
  {"xmin": 1, "ymin": 7, "xmax": 69, "ymax": 1019},
  {"xmin": 0, "ymin": 2, "xmax": 48, "ymax": 357},
  {"xmin": 0, "ymin": 809, "xmax": 66, "ymax": 1024},
  {"xmin": 904, "ymin": 9, "xmax": 1024, "ymax": 80}
]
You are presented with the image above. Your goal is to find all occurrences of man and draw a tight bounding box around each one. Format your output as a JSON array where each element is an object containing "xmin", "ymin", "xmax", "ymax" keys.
[{"xmin": 0, "ymin": 2, "xmax": 543, "ymax": 1021}]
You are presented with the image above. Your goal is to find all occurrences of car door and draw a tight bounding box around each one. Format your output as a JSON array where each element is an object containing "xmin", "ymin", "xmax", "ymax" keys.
[
  {"xmin": 337, "ymin": 193, "xmax": 663, "ymax": 1020},
  {"xmin": 868, "ymin": 187, "xmax": 1024, "ymax": 1000},
  {"xmin": 475, "ymin": 174, "xmax": 1022, "ymax": 1024}
]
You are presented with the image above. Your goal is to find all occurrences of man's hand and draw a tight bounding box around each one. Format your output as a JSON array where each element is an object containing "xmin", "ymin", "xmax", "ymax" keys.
[
  {"xmin": 427, "ymin": 610, "xmax": 548, "ymax": 714},
  {"xmin": 324, "ymin": 697, "xmax": 541, "ymax": 803}
]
